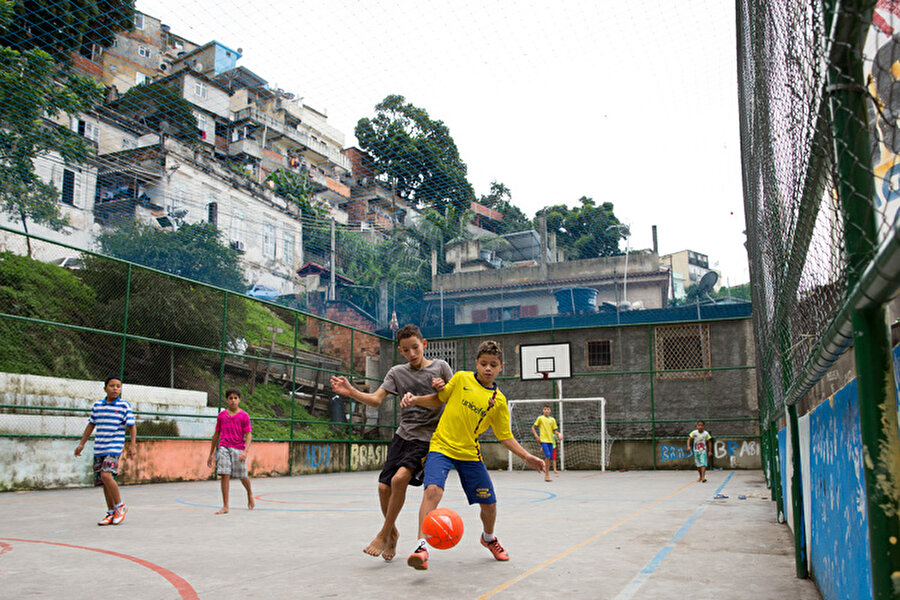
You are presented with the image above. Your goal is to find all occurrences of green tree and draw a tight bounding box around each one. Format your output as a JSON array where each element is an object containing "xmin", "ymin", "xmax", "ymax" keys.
[
  {"xmin": 355, "ymin": 94, "xmax": 474, "ymax": 213},
  {"xmin": 96, "ymin": 221, "xmax": 247, "ymax": 291},
  {"xmin": 111, "ymin": 81, "xmax": 199, "ymax": 146},
  {"xmin": 266, "ymin": 168, "xmax": 328, "ymax": 219},
  {"xmin": 0, "ymin": 6, "xmax": 105, "ymax": 256},
  {"xmin": 0, "ymin": 0, "xmax": 135, "ymax": 62},
  {"xmin": 536, "ymin": 197, "xmax": 626, "ymax": 259},
  {"xmin": 478, "ymin": 180, "xmax": 531, "ymax": 234}
]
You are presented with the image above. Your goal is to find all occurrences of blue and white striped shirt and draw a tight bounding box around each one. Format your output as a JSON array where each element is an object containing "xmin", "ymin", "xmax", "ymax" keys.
[{"xmin": 88, "ymin": 397, "xmax": 135, "ymax": 456}]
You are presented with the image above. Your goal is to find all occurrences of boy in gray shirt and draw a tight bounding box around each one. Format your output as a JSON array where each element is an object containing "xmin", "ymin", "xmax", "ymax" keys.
[{"xmin": 331, "ymin": 324, "xmax": 452, "ymax": 561}]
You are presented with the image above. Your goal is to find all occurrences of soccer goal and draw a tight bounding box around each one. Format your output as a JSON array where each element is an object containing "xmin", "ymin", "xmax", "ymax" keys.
[{"xmin": 507, "ymin": 396, "xmax": 610, "ymax": 471}]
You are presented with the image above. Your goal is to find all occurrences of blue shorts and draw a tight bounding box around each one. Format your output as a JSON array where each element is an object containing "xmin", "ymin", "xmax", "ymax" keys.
[
  {"xmin": 423, "ymin": 451, "xmax": 496, "ymax": 505},
  {"xmin": 540, "ymin": 442, "xmax": 554, "ymax": 458}
]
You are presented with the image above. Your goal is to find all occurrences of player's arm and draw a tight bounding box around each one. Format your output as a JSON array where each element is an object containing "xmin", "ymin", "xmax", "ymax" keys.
[
  {"xmin": 330, "ymin": 375, "xmax": 389, "ymax": 408},
  {"xmin": 125, "ymin": 424, "xmax": 137, "ymax": 457},
  {"xmin": 401, "ymin": 391, "xmax": 441, "ymax": 408},
  {"xmin": 207, "ymin": 430, "xmax": 220, "ymax": 467},
  {"xmin": 240, "ymin": 431, "xmax": 252, "ymax": 462},
  {"xmin": 531, "ymin": 423, "xmax": 540, "ymax": 442},
  {"xmin": 74, "ymin": 422, "xmax": 95, "ymax": 456},
  {"xmin": 500, "ymin": 437, "xmax": 545, "ymax": 472},
  {"xmin": 554, "ymin": 428, "xmax": 562, "ymax": 441}
]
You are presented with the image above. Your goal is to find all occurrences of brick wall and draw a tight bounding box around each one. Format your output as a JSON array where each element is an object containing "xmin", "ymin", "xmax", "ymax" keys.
[{"xmin": 314, "ymin": 301, "xmax": 381, "ymax": 375}]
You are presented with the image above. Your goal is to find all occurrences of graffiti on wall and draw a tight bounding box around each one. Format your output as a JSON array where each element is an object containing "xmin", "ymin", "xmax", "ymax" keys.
[
  {"xmin": 350, "ymin": 444, "xmax": 388, "ymax": 471},
  {"xmin": 659, "ymin": 440, "xmax": 760, "ymax": 463},
  {"xmin": 306, "ymin": 444, "xmax": 332, "ymax": 469},
  {"xmin": 659, "ymin": 443, "xmax": 692, "ymax": 462}
]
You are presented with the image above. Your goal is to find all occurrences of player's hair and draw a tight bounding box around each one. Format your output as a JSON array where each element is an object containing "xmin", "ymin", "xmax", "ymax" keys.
[
  {"xmin": 225, "ymin": 388, "xmax": 242, "ymax": 399},
  {"xmin": 476, "ymin": 340, "xmax": 503, "ymax": 363},
  {"xmin": 697, "ymin": 419, "xmax": 706, "ymax": 426},
  {"xmin": 543, "ymin": 403, "xmax": 551, "ymax": 409},
  {"xmin": 104, "ymin": 374, "xmax": 122, "ymax": 386},
  {"xmin": 396, "ymin": 324, "xmax": 424, "ymax": 342}
]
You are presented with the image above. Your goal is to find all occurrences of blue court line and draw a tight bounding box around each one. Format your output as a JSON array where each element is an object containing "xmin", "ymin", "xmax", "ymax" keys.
[{"xmin": 612, "ymin": 471, "xmax": 735, "ymax": 600}]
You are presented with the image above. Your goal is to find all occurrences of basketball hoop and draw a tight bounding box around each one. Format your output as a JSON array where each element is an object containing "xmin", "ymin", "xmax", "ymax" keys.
[{"xmin": 539, "ymin": 371, "xmax": 549, "ymax": 380}]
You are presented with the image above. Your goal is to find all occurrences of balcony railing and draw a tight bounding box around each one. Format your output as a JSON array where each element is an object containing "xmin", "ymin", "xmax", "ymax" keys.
[{"xmin": 232, "ymin": 107, "xmax": 350, "ymax": 170}]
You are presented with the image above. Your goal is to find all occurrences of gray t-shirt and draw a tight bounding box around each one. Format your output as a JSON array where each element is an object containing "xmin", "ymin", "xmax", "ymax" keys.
[{"xmin": 380, "ymin": 359, "xmax": 453, "ymax": 442}]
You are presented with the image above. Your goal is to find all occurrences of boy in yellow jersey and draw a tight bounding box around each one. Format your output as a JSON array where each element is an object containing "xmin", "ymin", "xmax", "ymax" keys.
[
  {"xmin": 531, "ymin": 404, "xmax": 562, "ymax": 482},
  {"xmin": 400, "ymin": 340, "xmax": 544, "ymax": 570}
]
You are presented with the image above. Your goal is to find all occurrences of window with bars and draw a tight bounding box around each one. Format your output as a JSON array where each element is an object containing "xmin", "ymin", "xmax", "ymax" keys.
[
  {"xmin": 586, "ymin": 340, "xmax": 612, "ymax": 367},
  {"xmin": 654, "ymin": 323, "xmax": 711, "ymax": 379},
  {"xmin": 263, "ymin": 223, "xmax": 276, "ymax": 259},
  {"xmin": 424, "ymin": 340, "xmax": 457, "ymax": 371}
]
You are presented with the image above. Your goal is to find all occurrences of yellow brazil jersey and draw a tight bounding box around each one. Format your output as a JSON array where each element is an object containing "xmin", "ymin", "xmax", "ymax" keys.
[
  {"xmin": 533, "ymin": 415, "xmax": 558, "ymax": 443},
  {"xmin": 429, "ymin": 371, "xmax": 513, "ymax": 461}
]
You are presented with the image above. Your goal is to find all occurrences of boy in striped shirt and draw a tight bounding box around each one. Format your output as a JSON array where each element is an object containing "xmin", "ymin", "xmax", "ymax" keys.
[{"xmin": 75, "ymin": 375, "xmax": 137, "ymax": 526}]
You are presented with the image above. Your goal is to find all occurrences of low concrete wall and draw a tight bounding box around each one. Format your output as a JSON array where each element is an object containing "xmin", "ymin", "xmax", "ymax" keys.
[
  {"xmin": 0, "ymin": 437, "xmax": 394, "ymax": 490},
  {"xmin": 480, "ymin": 438, "xmax": 761, "ymax": 471}
]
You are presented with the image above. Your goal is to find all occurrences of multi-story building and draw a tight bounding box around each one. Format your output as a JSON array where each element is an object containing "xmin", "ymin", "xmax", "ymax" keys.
[
  {"xmin": 427, "ymin": 231, "xmax": 669, "ymax": 326},
  {"xmin": 340, "ymin": 148, "xmax": 421, "ymax": 235},
  {"xmin": 10, "ymin": 8, "xmax": 356, "ymax": 294},
  {"xmin": 94, "ymin": 136, "xmax": 303, "ymax": 293},
  {"xmin": 660, "ymin": 249, "xmax": 721, "ymax": 299}
]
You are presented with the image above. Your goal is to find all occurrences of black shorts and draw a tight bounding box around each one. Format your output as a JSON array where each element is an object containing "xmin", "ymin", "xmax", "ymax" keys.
[{"xmin": 379, "ymin": 434, "xmax": 430, "ymax": 487}]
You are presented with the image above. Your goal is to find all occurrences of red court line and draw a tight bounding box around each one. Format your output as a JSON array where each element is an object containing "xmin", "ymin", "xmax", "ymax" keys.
[
  {"xmin": 0, "ymin": 538, "xmax": 198, "ymax": 600},
  {"xmin": 0, "ymin": 541, "xmax": 11, "ymax": 556}
]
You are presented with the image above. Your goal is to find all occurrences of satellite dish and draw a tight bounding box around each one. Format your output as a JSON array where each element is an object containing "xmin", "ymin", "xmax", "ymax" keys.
[
  {"xmin": 698, "ymin": 271, "xmax": 719, "ymax": 303},
  {"xmin": 698, "ymin": 271, "xmax": 718, "ymax": 293}
]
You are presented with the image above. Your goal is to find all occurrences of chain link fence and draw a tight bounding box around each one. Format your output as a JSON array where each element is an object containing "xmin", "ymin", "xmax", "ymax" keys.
[
  {"xmin": 0, "ymin": 226, "xmax": 395, "ymax": 451},
  {"xmin": 738, "ymin": 0, "xmax": 900, "ymax": 595}
]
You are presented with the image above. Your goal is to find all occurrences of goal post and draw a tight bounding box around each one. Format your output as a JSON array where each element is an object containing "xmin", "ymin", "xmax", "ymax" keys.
[{"xmin": 507, "ymin": 396, "xmax": 609, "ymax": 472}]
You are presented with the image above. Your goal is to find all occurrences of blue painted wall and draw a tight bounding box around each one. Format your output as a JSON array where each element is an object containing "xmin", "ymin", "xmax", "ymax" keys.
[
  {"xmin": 807, "ymin": 378, "xmax": 872, "ymax": 600},
  {"xmin": 778, "ymin": 344, "xmax": 900, "ymax": 600}
]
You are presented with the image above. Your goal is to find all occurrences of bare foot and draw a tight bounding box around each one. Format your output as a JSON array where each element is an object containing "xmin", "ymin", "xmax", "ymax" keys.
[
  {"xmin": 697, "ymin": 477, "xmax": 702, "ymax": 482},
  {"xmin": 382, "ymin": 528, "xmax": 399, "ymax": 561},
  {"xmin": 364, "ymin": 532, "xmax": 389, "ymax": 557},
  {"xmin": 215, "ymin": 507, "xmax": 229, "ymax": 514},
  {"xmin": 702, "ymin": 479, "xmax": 707, "ymax": 483},
  {"xmin": 545, "ymin": 477, "xmax": 551, "ymax": 482},
  {"xmin": 247, "ymin": 496, "xmax": 255, "ymax": 510}
]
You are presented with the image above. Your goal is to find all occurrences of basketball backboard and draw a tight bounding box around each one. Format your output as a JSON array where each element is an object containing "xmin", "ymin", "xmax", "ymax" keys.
[{"xmin": 519, "ymin": 342, "xmax": 572, "ymax": 380}]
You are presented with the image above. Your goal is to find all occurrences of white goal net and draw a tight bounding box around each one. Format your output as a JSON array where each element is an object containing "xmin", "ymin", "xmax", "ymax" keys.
[{"xmin": 507, "ymin": 397, "xmax": 610, "ymax": 471}]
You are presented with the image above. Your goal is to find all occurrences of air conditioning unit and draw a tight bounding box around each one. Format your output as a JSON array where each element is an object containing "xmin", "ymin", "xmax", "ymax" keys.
[{"xmin": 231, "ymin": 240, "xmax": 245, "ymax": 253}]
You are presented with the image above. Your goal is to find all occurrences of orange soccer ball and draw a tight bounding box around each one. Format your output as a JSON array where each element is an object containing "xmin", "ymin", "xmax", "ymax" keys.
[{"xmin": 423, "ymin": 507, "xmax": 464, "ymax": 549}]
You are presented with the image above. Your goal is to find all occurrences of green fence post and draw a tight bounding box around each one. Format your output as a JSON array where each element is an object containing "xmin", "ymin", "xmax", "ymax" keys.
[
  {"xmin": 787, "ymin": 404, "xmax": 808, "ymax": 578},
  {"xmin": 648, "ymin": 326, "xmax": 657, "ymax": 469},
  {"xmin": 348, "ymin": 327, "xmax": 354, "ymax": 472},
  {"xmin": 119, "ymin": 263, "xmax": 132, "ymax": 378},
  {"xmin": 218, "ymin": 292, "xmax": 228, "ymax": 412},
  {"xmin": 828, "ymin": 2, "xmax": 900, "ymax": 597},
  {"xmin": 289, "ymin": 312, "xmax": 299, "ymax": 475}
]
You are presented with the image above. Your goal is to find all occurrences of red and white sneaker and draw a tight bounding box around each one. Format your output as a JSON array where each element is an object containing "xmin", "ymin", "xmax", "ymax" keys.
[
  {"xmin": 406, "ymin": 544, "xmax": 429, "ymax": 570},
  {"xmin": 112, "ymin": 504, "xmax": 127, "ymax": 525},
  {"xmin": 97, "ymin": 512, "xmax": 114, "ymax": 526},
  {"xmin": 481, "ymin": 536, "xmax": 509, "ymax": 561}
]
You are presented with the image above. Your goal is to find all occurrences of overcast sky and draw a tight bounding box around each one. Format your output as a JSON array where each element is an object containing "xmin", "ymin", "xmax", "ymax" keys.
[{"xmin": 139, "ymin": 0, "xmax": 749, "ymax": 284}]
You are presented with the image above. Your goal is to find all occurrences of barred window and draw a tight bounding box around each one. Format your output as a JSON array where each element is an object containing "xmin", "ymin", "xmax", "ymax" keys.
[
  {"xmin": 424, "ymin": 340, "xmax": 457, "ymax": 371},
  {"xmin": 586, "ymin": 340, "xmax": 612, "ymax": 367},
  {"xmin": 654, "ymin": 323, "xmax": 710, "ymax": 379}
]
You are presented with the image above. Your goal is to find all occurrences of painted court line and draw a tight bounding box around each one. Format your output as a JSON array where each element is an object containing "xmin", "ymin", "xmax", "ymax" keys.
[
  {"xmin": 477, "ymin": 479, "xmax": 698, "ymax": 600},
  {"xmin": 611, "ymin": 471, "xmax": 735, "ymax": 600},
  {"xmin": 0, "ymin": 537, "xmax": 199, "ymax": 600}
]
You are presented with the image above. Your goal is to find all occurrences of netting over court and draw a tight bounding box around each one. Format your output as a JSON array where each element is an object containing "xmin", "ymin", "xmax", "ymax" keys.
[{"xmin": 737, "ymin": 1, "xmax": 900, "ymax": 596}]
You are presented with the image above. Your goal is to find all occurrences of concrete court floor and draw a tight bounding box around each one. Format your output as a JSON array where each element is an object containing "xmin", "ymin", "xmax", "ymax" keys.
[{"xmin": 0, "ymin": 469, "xmax": 821, "ymax": 600}]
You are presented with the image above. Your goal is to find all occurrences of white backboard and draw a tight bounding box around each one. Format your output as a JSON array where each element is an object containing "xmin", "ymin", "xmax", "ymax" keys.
[{"xmin": 520, "ymin": 342, "xmax": 572, "ymax": 380}]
